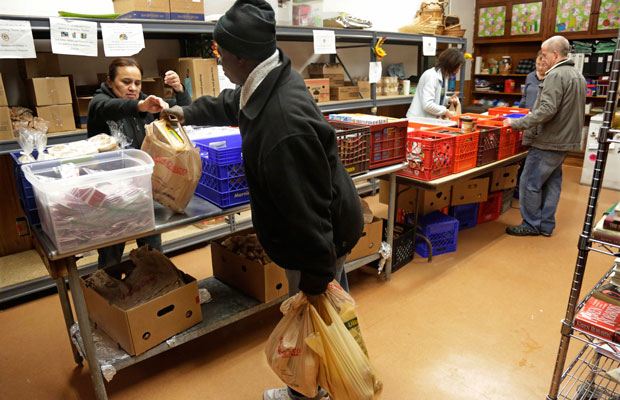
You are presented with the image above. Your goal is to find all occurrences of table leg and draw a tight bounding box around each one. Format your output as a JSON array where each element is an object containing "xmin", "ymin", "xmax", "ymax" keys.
[
  {"xmin": 55, "ymin": 277, "xmax": 82, "ymax": 365},
  {"xmin": 385, "ymin": 172, "xmax": 396, "ymax": 281},
  {"xmin": 66, "ymin": 257, "xmax": 108, "ymax": 400}
]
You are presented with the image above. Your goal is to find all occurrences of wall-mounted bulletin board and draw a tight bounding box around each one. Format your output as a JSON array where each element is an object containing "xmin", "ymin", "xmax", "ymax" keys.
[
  {"xmin": 511, "ymin": 2, "xmax": 542, "ymax": 35},
  {"xmin": 597, "ymin": 0, "xmax": 620, "ymax": 30},
  {"xmin": 478, "ymin": 6, "xmax": 506, "ymax": 37},
  {"xmin": 555, "ymin": 0, "xmax": 592, "ymax": 33}
]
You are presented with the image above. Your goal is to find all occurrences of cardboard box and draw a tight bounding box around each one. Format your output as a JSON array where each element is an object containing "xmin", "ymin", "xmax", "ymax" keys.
[
  {"xmin": 178, "ymin": 58, "xmax": 220, "ymax": 100},
  {"xmin": 308, "ymin": 63, "xmax": 344, "ymax": 87},
  {"xmin": 36, "ymin": 105, "xmax": 77, "ymax": 133},
  {"xmin": 142, "ymin": 77, "xmax": 174, "ymax": 99},
  {"xmin": 0, "ymin": 107, "xmax": 12, "ymax": 141},
  {"xmin": 27, "ymin": 77, "xmax": 73, "ymax": 106},
  {"xmin": 305, "ymin": 78, "xmax": 329, "ymax": 103},
  {"xmin": 346, "ymin": 217, "xmax": 383, "ymax": 261},
  {"xmin": 76, "ymin": 96, "xmax": 93, "ymax": 117},
  {"xmin": 80, "ymin": 263, "xmax": 202, "ymax": 356},
  {"xmin": 20, "ymin": 53, "xmax": 61, "ymax": 79},
  {"xmin": 211, "ymin": 241, "xmax": 288, "ymax": 303},
  {"xmin": 490, "ymin": 164, "xmax": 520, "ymax": 191},
  {"xmin": 379, "ymin": 180, "xmax": 451, "ymax": 215},
  {"xmin": 0, "ymin": 73, "xmax": 6, "ymax": 106},
  {"xmin": 169, "ymin": 0, "xmax": 204, "ymax": 21},
  {"xmin": 451, "ymin": 177, "xmax": 489, "ymax": 206},
  {"xmin": 330, "ymin": 82, "xmax": 371, "ymax": 101},
  {"xmin": 113, "ymin": 0, "xmax": 170, "ymax": 19}
]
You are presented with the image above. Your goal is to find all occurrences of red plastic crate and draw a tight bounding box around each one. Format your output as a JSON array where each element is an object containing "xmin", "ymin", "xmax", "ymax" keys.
[
  {"xmin": 476, "ymin": 126, "xmax": 500, "ymax": 166},
  {"xmin": 487, "ymin": 107, "xmax": 530, "ymax": 116},
  {"xmin": 424, "ymin": 126, "xmax": 480, "ymax": 173},
  {"xmin": 477, "ymin": 191, "xmax": 503, "ymax": 223},
  {"xmin": 329, "ymin": 121, "xmax": 371, "ymax": 176},
  {"xmin": 367, "ymin": 119, "xmax": 408, "ymax": 169},
  {"xmin": 513, "ymin": 129, "xmax": 529, "ymax": 154},
  {"xmin": 399, "ymin": 131, "xmax": 455, "ymax": 181},
  {"xmin": 478, "ymin": 119, "xmax": 516, "ymax": 160}
]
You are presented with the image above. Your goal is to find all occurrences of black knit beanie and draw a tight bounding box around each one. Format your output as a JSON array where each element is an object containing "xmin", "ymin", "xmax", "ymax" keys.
[{"xmin": 213, "ymin": 0, "xmax": 277, "ymax": 61}]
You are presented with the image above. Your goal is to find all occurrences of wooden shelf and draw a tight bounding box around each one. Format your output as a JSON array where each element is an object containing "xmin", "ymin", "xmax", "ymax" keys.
[{"xmin": 473, "ymin": 91, "xmax": 522, "ymax": 96}]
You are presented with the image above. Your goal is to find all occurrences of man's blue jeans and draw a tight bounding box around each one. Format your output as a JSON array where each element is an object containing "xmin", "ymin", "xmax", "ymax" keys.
[
  {"xmin": 519, "ymin": 147, "xmax": 567, "ymax": 235},
  {"xmin": 97, "ymin": 234, "xmax": 163, "ymax": 269}
]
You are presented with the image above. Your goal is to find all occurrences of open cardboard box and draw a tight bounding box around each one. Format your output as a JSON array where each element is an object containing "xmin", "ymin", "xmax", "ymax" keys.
[
  {"xmin": 80, "ymin": 261, "xmax": 202, "ymax": 356},
  {"xmin": 346, "ymin": 217, "xmax": 382, "ymax": 262}
]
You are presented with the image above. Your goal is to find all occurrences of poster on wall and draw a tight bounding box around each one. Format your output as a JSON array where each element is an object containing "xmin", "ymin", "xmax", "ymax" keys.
[
  {"xmin": 555, "ymin": 0, "xmax": 592, "ymax": 32},
  {"xmin": 478, "ymin": 6, "xmax": 506, "ymax": 37},
  {"xmin": 511, "ymin": 2, "xmax": 542, "ymax": 35},
  {"xmin": 597, "ymin": 0, "xmax": 619, "ymax": 30}
]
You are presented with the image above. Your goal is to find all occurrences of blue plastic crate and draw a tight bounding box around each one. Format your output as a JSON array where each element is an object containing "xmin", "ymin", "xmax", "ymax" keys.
[
  {"xmin": 449, "ymin": 203, "xmax": 479, "ymax": 230},
  {"xmin": 201, "ymin": 157, "xmax": 245, "ymax": 179},
  {"xmin": 195, "ymin": 182, "xmax": 250, "ymax": 208},
  {"xmin": 198, "ymin": 171, "xmax": 248, "ymax": 193},
  {"xmin": 10, "ymin": 150, "xmax": 41, "ymax": 225},
  {"xmin": 415, "ymin": 211, "xmax": 459, "ymax": 257},
  {"xmin": 194, "ymin": 134, "xmax": 242, "ymax": 165},
  {"xmin": 503, "ymin": 113, "xmax": 527, "ymax": 118}
]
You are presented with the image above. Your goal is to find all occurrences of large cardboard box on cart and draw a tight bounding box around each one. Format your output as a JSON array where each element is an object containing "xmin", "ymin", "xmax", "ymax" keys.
[
  {"xmin": 80, "ymin": 262, "xmax": 202, "ymax": 356},
  {"xmin": 346, "ymin": 217, "xmax": 383, "ymax": 261},
  {"xmin": 379, "ymin": 180, "xmax": 451, "ymax": 215}
]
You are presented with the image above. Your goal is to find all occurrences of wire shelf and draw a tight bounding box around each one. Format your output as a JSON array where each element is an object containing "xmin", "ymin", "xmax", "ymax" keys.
[
  {"xmin": 588, "ymin": 238, "xmax": 620, "ymax": 257},
  {"xmin": 557, "ymin": 344, "xmax": 620, "ymax": 400}
]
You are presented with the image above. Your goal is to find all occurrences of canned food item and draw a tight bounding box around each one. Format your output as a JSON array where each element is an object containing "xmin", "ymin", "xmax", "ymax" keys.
[{"xmin": 459, "ymin": 116, "xmax": 477, "ymax": 133}]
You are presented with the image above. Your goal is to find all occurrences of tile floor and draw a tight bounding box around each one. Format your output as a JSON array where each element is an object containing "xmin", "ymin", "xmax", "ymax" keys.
[{"xmin": 0, "ymin": 164, "xmax": 618, "ymax": 400}]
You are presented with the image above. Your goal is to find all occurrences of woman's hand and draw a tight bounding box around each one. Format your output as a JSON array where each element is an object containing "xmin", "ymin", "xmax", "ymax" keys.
[
  {"xmin": 448, "ymin": 93, "xmax": 460, "ymax": 105},
  {"xmin": 443, "ymin": 109, "xmax": 454, "ymax": 119},
  {"xmin": 138, "ymin": 95, "xmax": 169, "ymax": 113},
  {"xmin": 164, "ymin": 71, "xmax": 184, "ymax": 93}
]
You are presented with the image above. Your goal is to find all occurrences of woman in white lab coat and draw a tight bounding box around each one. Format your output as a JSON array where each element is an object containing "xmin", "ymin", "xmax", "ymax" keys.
[{"xmin": 406, "ymin": 48, "xmax": 465, "ymax": 120}]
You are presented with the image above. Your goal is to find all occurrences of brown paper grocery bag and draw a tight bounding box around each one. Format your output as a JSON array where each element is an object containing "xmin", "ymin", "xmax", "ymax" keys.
[{"xmin": 141, "ymin": 118, "xmax": 201, "ymax": 213}]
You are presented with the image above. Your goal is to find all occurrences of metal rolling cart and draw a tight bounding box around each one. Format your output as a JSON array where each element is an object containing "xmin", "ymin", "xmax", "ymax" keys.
[
  {"xmin": 33, "ymin": 162, "xmax": 406, "ymax": 400},
  {"xmin": 547, "ymin": 32, "xmax": 620, "ymax": 400}
]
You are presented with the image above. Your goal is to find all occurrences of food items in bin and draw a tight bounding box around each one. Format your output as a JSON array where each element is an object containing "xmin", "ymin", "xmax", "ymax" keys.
[
  {"xmin": 16, "ymin": 128, "xmax": 37, "ymax": 163},
  {"xmin": 221, "ymin": 233, "xmax": 271, "ymax": 265},
  {"xmin": 88, "ymin": 133, "xmax": 119, "ymax": 152}
]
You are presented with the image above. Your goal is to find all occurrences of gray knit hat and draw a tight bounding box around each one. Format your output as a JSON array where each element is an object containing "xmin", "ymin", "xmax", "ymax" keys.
[{"xmin": 213, "ymin": 0, "xmax": 277, "ymax": 61}]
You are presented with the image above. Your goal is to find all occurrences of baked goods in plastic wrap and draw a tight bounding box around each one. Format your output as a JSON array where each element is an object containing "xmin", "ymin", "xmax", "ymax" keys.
[{"xmin": 142, "ymin": 117, "xmax": 201, "ymax": 213}]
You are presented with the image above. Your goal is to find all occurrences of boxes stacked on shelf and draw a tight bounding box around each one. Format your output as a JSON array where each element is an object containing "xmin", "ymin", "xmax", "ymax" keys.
[
  {"xmin": 305, "ymin": 78, "xmax": 330, "ymax": 103},
  {"xmin": 113, "ymin": 0, "xmax": 170, "ymax": 19},
  {"xmin": 378, "ymin": 180, "xmax": 451, "ymax": 216},
  {"xmin": 308, "ymin": 63, "xmax": 344, "ymax": 93},
  {"xmin": 449, "ymin": 203, "xmax": 479, "ymax": 230},
  {"xmin": 0, "ymin": 73, "xmax": 11, "ymax": 141},
  {"xmin": 80, "ymin": 257, "xmax": 202, "ymax": 355},
  {"xmin": 211, "ymin": 231, "xmax": 288, "ymax": 302},
  {"xmin": 477, "ymin": 191, "xmax": 502, "ymax": 224},
  {"xmin": 400, "ymin": 130, "xmax": 454, "ymax": 181},
  {"xmin": 328, "ymin": 114, "xmax": 408, "ymax": 169},
  {"xmin": 157, "ymin": 58, "xmax": 220, "ymax": 100},
  {"xmin": 22, "ymin": 149, "xmax": 156, "ymax": 253},
  {"xmin": 415, "ymin": 211, "xmax": 459, "ymax": 257},
  {"xmin": 26, "ymin": 76, "xmax": 76, "ymax": 133},
  {"xmin": 330, "ymin": 81, "xmax": 371, "ymax": 101},
  {"xmin": 490, "ymin": 164, "xmax": 520, "ymax": 192},
  {"xmin": 424, "ymin": 126, "xmax": 480, "ymax": 173},
  {"xmin": 451, "ymin": 177, "xmax": 489, "ymax": 206},
  {"xmin": 194, "ymin": 132, "xmax": 250, "ymax": 208},
  {"xmin": 169, "ymin": 0, "xmax": 204, "ymax": 21},
  {"xmin": 329, "ymin": 120, "xmax": 370, "ymax": 176}
]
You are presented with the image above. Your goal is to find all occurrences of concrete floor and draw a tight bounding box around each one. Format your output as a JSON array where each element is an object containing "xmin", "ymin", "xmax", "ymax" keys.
[{"xmin": 0, "ymin": 164, "xmax": 618, "ymax": 400}]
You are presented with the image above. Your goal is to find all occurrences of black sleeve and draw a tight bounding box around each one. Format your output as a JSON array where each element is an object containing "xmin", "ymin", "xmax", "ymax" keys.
[
  {"xmin": 263, "ymin": 134, "xmax": 336, "ymax": 295},
  {"xmin": 182, "ymin": 88, "xmax": 241, "ymax": 126},
  {"xmin": 87, "ymin": 93, "xmax": 141, "ymax": 137},
  {"xmin": 165, "ymin": 88, "xmax": 192, "ymax": 107}
]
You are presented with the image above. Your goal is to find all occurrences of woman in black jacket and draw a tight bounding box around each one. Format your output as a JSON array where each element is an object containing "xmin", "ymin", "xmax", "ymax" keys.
[{"xmin": 87, "ymin": 57, "xmax": 192, "ymax": 268}]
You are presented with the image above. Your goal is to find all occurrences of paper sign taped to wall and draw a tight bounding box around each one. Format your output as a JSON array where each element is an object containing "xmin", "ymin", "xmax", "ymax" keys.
[
  {"xmin": 423, "ymin": 36, "xmax": 437, "ymax": 56},
  {"xmin": 369, "ymin": 62, "xmax": 382, "ymax": 83},
  {"xmin": 49, "ymin": 17, "xmax": 97, "ymax": 57},
  {"xmin": 101, "ymin": 23, "xmax": 145, "ymax": 57},
  {"xmin": 0, "ymin": 19, "xmax": 36, "ymax": 59},
  {"xmin": 313, "ymin": 30, "xmax": 336, "ymax": 54}
]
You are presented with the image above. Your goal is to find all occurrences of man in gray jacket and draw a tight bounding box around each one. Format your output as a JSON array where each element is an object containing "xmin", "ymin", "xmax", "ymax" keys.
[{"xmin": 504, "ymin": 35, "xmax": 586, "ymax": 237}]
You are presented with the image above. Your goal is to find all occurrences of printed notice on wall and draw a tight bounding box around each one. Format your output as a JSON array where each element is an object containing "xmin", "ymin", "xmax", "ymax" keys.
[
  {"xmin": 0, "ymin": 19, "xmax": 36, "ymax": 59},
  {"xmin": 423, "ymin": 36, "xmax": 437, "ymax": 56},
  {"xmin": 50, "ymin": 17, "xmax": 97, "ymax": 57},
  {"xmin": 369, "ymin": 61, "xmax": 382, "ymax": 83},
  {"xmin": 313, "ymin": 30, "xmax": 336, "ymax": 54},
  {"xmin": 101, "ymin": 23, "xmax": 145, "ymax": 57}
]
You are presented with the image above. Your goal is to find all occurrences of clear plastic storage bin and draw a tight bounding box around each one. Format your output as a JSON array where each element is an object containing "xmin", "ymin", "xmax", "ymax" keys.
[{"xmin": 22, "ymin": 149, "xmax": 155, "ymax": 254}]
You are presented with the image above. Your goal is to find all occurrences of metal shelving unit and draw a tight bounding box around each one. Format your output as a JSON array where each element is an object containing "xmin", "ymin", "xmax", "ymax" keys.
[{"xmin": 547, "ymin": 30, "xmax": 620, "ymax": 400}]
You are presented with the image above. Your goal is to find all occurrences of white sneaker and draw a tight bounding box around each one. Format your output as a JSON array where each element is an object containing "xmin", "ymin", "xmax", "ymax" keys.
[{"xmin": 262, "ymin": 387, "xmax": 330, "ymax": 400}]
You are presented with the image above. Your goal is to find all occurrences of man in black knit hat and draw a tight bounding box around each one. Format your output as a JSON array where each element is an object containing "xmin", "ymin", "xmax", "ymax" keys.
[{"xmin": 163, "ymin": 1, "xmax": 363, "ymax": 399}]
